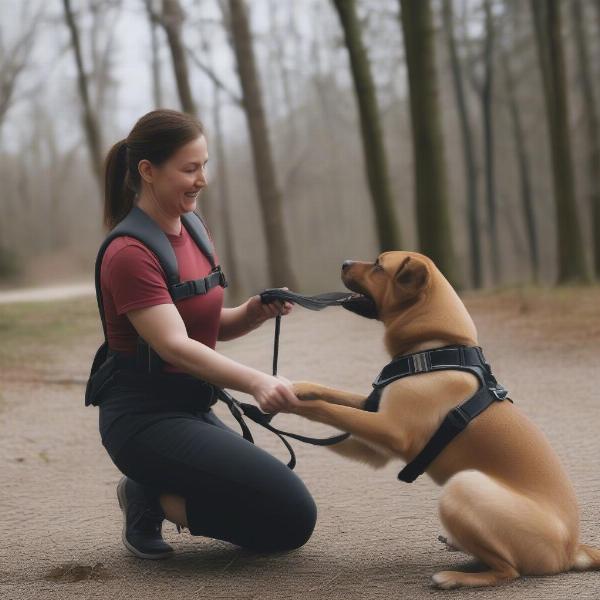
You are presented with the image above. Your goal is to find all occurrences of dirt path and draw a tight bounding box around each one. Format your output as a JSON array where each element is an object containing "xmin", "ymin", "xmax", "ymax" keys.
[
  {"xmin": 1, "ymin": 289, "xmax": 600, "ymax": 599},
  {"xmin": 0, "ymin": 282, "xmax": 94, "ymax": 305}
]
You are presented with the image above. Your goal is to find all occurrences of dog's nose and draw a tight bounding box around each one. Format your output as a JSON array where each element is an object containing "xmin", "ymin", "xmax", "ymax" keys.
[{"xmin": 342, "ymin": 260, "xmax": 354, "ymax": 272}]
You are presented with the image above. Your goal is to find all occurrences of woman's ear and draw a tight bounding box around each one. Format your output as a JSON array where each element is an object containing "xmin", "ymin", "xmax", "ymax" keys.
[
  {"xmin": 394, "ymin": 256, "xmax": 429, "ymax": 300},
  {"xmin": 138, "ymin": 159, "xmax": 153, "ymax": 184}
]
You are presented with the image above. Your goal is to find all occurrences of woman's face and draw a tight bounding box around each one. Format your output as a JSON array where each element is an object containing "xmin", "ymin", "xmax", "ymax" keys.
[{"xmin": 139, "ymin": 134, "xmax": 209, "ymax": 217}]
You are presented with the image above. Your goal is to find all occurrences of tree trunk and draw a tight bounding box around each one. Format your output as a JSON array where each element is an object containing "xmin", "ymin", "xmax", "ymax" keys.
[
  {"xmin": 62, "ymin": 0, "xmax": 103, "ymax": 191},
  {"xmin": 441, "ymin": 0, "xmax": 481, "ymax": 288},
  {"xmin": 482, "ymin": 0, "xmax": 501, "ymax": 282},
  {"xmin": 530, "ymin": 0, "xmax": 588, "ymax": 283},
  {"xmin": 144, "ymin": 0, "xmax": 164, "ymax": 108},
  {"xmin": 212, "ymin": 85, "xmax": 241, "ymax": 301},
  {"xmin": 332, "ymin": 0, "xmax": 402, "ymax": 252},
  {"xmin": 571, "ymin": 0, "xmax": 600, "ymax": 278},
  {"xmin": 500, "ymin": 45, "xmax": 539, "ymax": 282},
  {"xmin": 161, "ymin": 0, "xmax": 197, "ymax": 116},
  {"xmin": 399, "ymin": 0, "xmax": 457, "ymax": 286},
  {"xmin": 227, "ymin": 0, "xmax": 298, "ymax": 288}
]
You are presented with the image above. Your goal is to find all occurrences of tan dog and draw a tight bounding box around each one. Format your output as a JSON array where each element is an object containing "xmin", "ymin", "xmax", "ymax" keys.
[{"xmin": 290, "ymin": 251, "xmax": 600, "ymax": 589}]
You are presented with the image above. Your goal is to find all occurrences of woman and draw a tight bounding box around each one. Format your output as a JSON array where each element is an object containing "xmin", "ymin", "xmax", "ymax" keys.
[{"xmin": 93, "ymin": 108, "xmax": 316, "ymax": 559}]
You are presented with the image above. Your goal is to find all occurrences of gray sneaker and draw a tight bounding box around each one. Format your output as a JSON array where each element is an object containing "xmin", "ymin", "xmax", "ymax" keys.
[{"xmin": 116, "ymin": 476, "xmax": 174, "ymax": 559}]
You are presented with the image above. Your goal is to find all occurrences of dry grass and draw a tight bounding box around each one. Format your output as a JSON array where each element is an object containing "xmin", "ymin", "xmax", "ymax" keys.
[{"xmin": 0, "ymin": 296, "xmax": 100, "ymax": 380}]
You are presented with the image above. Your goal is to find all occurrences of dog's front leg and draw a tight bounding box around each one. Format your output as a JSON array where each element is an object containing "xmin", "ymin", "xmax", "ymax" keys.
[
  {"xmin": 293, "ymin": 381, "xmax": 367, "ymax": 409},
  {"xmin": 288, "ymin": 398, "xmax": 406, "ymax": 455}
]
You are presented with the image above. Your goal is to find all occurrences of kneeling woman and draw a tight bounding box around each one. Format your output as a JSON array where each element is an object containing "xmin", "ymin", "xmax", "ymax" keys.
[{"xmin": 89, "ymin": 108, "xmax": 316, "ymax": 559}]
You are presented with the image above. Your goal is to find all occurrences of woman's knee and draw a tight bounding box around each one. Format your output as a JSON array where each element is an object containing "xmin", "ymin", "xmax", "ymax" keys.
[{"xmin": 257, "ymin": 493, "xmax": 317, "ymax": 552}]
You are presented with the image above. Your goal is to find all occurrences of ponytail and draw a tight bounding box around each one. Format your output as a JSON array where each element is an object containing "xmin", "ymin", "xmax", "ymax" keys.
[{"xmin": 103, "ymin": 139, "xmax": 135, "ymax": 230}]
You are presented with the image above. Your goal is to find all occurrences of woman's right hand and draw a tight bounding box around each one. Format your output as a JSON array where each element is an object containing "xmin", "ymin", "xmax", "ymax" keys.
[{"xmin": 250, "ymin": 374, "xmax": 302, "ymax": 414}]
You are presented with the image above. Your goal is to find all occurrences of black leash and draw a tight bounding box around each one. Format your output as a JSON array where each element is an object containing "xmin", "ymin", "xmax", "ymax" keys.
[
  {"xmin": 218, "ymin": 289, "xmax": 370, "ymax": 469},
  {"xmin": 260, "ymin": 288, "xmax": 376, "ymax": 379}
]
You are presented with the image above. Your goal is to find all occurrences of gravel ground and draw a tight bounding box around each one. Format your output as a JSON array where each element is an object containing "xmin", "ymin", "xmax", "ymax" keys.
[{"xmin": 1, "ymin": 288, "xmax": 600, "ymax": 599}]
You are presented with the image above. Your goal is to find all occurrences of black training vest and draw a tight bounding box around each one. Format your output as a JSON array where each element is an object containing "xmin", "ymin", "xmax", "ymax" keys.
[{"xmin": 84, "ymin": 206, "xmax": 227, "ymax": 406}]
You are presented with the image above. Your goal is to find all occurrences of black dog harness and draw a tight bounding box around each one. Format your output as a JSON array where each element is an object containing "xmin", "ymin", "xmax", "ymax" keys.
[
  {"xmin": 258, "ymin": 290, "xmax": 511, "ymax": 484},
  {"xmin": 364, "ymin": 345, "xmax": 511, "ymax": 483}
]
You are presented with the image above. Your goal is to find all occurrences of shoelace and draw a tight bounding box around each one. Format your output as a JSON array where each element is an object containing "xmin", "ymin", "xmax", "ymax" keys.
[{"xmin": 129, "ymin": 502, "xmax": 164, "ymax": 532}]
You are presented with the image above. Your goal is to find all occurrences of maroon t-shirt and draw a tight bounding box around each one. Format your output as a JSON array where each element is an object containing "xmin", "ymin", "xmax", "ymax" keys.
[{"xmin": 100, "ymin": 223, "xmax": 224, "ymax": 373}]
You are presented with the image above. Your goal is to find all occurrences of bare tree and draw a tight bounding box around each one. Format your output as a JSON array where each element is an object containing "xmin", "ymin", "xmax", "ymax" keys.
[
  {"xmin": 571, "ymin": 0, "xmax": 600, "ymax": 278},
  {"xmin": 399, "ymin": 0, "xmax": 457, "ymax": 285},
  {"xmin": 143, "ymin": 0, "xmax": 164, "ymax": 108},
  {"xmin": 499, "ymin": 5, "xmax": 539, "ymax": 282},
  {"xmin": 530, "ymin": 0, "xmax": 588, "ymax": 283},
  {"xmin": 212, "ymin": 85, "xmax": 241, "ymax": 300},
  {"xmin": 146, "ymin": 0, "xmax": 197, "ymax": 116},
  {"xmin": 481, "ymin": 0, "xmax": 501, "ymax": 282},
  {"xmin": 442, "ymin": 0, "xmax": 481, "ymax": 288},
  {"xmin": 0, "ymin": 2, "xmax": 43, "ymax": 135},
  {"xmin": 331, "ymin": 0, "xmax": 402, "ymax": 252},
  {"xmin": 224, "ymin": 0, "xmax": 298, "ymax": 288},
  {"xmin": 62, "ymin": 0, "xmax": 104, "ymax": 189}
]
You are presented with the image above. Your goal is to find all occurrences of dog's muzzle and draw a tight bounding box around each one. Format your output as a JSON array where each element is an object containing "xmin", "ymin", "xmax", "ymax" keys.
[{"xmin": 340, "ymin": 294, "xmax": 378, "ymax": 319}]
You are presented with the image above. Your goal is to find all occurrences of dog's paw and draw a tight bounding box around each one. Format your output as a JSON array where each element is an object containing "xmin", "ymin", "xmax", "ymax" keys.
[
  {"xmin": 292, "ymin": 381, "xmax": 320, "ymax": 401},
  {"xmin": 432, "ymin": 571, "xmax": 461, "ymax": 589}
]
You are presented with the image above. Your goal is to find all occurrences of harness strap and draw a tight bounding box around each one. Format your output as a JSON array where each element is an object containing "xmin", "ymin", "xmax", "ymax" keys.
[
  {"xmin": 374, "ymin": 346, "xmax": 489, "ymax": 388},
  {"xmin": 397, "ymin": 386, "xmax": 496, "ymax": 482},
  {"xmin": 170, "ymin": 266, "xmax": 227, "ymax": 301}
]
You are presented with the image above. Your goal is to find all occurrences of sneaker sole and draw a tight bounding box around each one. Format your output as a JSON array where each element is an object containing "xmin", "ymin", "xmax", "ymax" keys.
[{"xmin": 116, "ymin": 478, "xmax": 174, "ymax": 560}]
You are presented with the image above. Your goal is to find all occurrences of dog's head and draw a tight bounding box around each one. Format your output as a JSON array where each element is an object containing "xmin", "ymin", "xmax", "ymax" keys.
[{"xmin": 341, "ymin": 251, "xmax": 478, "ymax": 356}]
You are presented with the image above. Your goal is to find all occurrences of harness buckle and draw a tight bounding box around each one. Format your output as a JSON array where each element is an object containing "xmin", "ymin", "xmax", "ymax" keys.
[
  {"xmin": 411, "ymin": 352, "xmax": 429, "ymax": 373},
  {"xmin": 213, "ymin": 266, "xmax": 228, "ymax": 288},
  {"xmin": 490, "ymin": 386, "xmax": 509, "ymax": 400}
]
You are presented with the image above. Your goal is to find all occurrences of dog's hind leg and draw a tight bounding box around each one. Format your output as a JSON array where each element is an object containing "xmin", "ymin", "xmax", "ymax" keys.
[{"xmin": 433, "ymin": 469, "xmax": 574, "ymax": 589}]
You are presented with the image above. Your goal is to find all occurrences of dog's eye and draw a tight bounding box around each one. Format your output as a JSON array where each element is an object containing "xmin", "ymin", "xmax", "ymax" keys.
[{"xmin": 373, "ymin": 261, "xmax": 384, "ymax": 272}]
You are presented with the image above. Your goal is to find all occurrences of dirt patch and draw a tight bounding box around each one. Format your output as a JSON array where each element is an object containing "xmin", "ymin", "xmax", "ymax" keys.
[{"xmin": 45, "ymin": 562, "xmax": 113, "ymax": 583}]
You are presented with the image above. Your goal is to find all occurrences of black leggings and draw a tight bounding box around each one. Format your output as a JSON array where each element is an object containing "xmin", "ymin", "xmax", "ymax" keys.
[{"xmin": 111, "ymin": 410, "xmax": 317, "ymax": 552}]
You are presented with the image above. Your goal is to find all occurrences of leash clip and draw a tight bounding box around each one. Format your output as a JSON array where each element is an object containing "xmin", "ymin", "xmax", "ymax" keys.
[{"xmin": 490, "ymin": 386, "xmax": 509, "ymax": 401}]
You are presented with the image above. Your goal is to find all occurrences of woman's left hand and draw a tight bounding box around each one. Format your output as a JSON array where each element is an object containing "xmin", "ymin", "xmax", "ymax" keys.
[{"xmin": 246, "ymin": 288, "xmax": 294, "ymax": 329}]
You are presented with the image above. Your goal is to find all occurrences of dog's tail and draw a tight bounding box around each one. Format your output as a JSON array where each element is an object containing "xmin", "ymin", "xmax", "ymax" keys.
[{"xmin": 571, "ymin": 545, "xmax": 600, "ymax": 571}]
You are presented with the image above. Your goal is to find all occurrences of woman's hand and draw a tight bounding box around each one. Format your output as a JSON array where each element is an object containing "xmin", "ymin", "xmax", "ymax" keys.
[
  {"xmin": 250, "ymin": 373, "xmax": 303, "ymax": 414},
  {"xmin": 245, "ymin": 288, "xmax": 293, "ymax": 330}
]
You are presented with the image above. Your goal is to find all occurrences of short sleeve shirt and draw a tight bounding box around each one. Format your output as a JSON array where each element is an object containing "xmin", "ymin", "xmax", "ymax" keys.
[{"xmin": 100, "ymin": 223, "xmax": 224, "ymax": 372}]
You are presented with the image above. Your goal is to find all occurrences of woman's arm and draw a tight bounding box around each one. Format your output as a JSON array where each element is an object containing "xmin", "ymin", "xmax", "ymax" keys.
[
  {"xmin": 127, "ymin": 303, "xmax": 299, "ymax": 413},
  {"xmin": 217, "ymin": 295, "xmax": 292, "ymax": 341}
]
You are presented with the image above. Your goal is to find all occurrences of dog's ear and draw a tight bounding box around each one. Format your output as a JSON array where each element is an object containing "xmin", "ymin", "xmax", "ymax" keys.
[{"xmin": 394, "ymin": 256, "xmax": 429, "ymax": 299}]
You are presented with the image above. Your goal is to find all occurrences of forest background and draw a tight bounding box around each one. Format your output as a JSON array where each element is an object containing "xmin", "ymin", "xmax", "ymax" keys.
[{"xmin": 0, "ymin": 0, "xmax": 599, "ymax": 302}]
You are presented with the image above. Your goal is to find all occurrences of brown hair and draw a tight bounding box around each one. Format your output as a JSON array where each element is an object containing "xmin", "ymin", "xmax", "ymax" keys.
[{"xmin": 103, "ymin": 109, "xmax": 204, "ymax": 229}]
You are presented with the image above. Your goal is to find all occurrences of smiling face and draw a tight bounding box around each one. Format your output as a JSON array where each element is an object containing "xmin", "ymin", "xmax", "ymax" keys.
[
  {"xmin": 137, "ymin": 135, "xmax": 209, "ymax": 217},
  {"xmin": 341, "ymin": 251, "xmax": 478, "ymax": 356}
]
